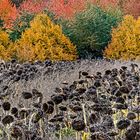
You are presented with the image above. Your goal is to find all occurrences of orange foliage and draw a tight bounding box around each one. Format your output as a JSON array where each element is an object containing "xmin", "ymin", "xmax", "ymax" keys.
[
  {"xmin": 104, "ymin": 15, "xmax": 140, "ymax": 60},
  {"xmin": 14, "ymin": 14, "xmax": 77, "ymax": 62},
  {"xmin": 19, "ymin": 0, "xmax": 48, "ymax": 14},
  {"xmin": 0, "ymin": 0, "xmax": 18, "ymax": 28}
]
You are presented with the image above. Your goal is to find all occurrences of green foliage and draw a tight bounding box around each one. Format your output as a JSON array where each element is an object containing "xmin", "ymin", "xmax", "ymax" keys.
[
  {"xmin": 9, "ymin": 12, "xmax": 34, "ymax": 42},
  {"xmin": 60, "ymin": 4, "xmax": 123, "ymax": 58},
  {"xmin": 0, "ymin": 18, "xmax": 4, "ymax": 28}
]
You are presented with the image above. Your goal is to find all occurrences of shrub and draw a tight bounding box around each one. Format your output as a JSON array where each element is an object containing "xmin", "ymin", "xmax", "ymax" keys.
[
  {"xmin": 9, "ymin": 12, "xmax": 34, "ymax": 41},
  {"xmin": 61, "ymin": 4, "xmax": 123, "ymax": 58},
  {"xmin": 0, "ymin": 28, "xmax": 15, "ymax": 60},
  {"xmin": 14, "ymin": 14, "xmax": 77, "ymax": 62},
  {"xmin": 0, "ymin": 0, "xmax": 18, "ymax": 28},
  {"xmin": 104, "ymin": 15, "xmax": 140, "ymax": 60}
]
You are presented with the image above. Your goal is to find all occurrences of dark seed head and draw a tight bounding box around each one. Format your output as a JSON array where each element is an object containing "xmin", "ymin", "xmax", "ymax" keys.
[
  {"xmin": 2, "ymin": 102, "xmax": 11, "ymax": 111},
  {"xmin": 137, "ymin": 96, "xmax": 140, "ymax": 103},
  {"xmin": 51, "ymin": 95, "xmax": 63, "ymax": 105},
  {"xmin": 32, "ymin": 89, "xmax": 42, "ymax": 98},
  {"xmin": 32, "ymin": 103, "xmax": 41, "ymax": 108},
  {"xmin": 107, "ymin": 130, "xmax": 119, "ymax": 137},
  {"xmin": 121, "ymin": 66, "xmax": 127, "ymax": 71},
  {"xmin": 59, "ymin": 106, "xmax": 67, "ymax": 111},
  {"xmin": 69, "ymin": 114, "xmax": 77, "ymax": 119},
  {"xmin": 100, "ymin": 94, "xmax": 107, "ymax": 99},
  {"xmin": 46, "ymin": 104, "xmax": 54, "ymax": 114},
  {"xmin": 131, "ymin": 121, "xmax": 140, "ymax": 132},
  {"xmin": 119, "ymin": 86, "xmax": 130, "ymax": 94},
  {"xmin": 2, "ymin": 115, "xmax": 14, "ymax": 125},
  {"xmin": 13, "ymin": 76, "xmax": 20, "ymax": 82},
  {"xmin": 78, "ymin": 80, "xmax": 86, "ymax": 84},
  {"xmin": 19, "ymin": 109, "xmax": 29, "ymax": 119},
  {"xmin": 116, "ymin": 97, "xmax": 125, "ymax": 104},
  {"xmin": 96, "ymin": 72, "xmax": 102, "ymax": 76},
  {"xmin": 42, "ymin": 103, "xmax": 48, "ymax": 112},
  {"xmin": 76, "ymin": 88, "xmax": 86, "ymax": 94},
  {"xmin": 115, "ymin": 90, "xmax": 122, "ymax": 97},
  {"xmin": 11, "ymin": 126, "xmax": 22, "ymax": 138},
  {"xmin": 94, "ymin": 81, "xmax": 101, "ymax": 87},
  {"xmin": 22, "ymin": 91, "xmax": 32, "ymax": 99},
  {"xmin": 11, "ymin": 59, "xmax": 16, "ymax": 64},
  {"xmin": 55, "ymin": 87, "xmax": 62, "ymax": 93},
  {"xmin": 125, "ymin": 128, "xmax": 137, "ymax": 140},
  {"xmin": 89, "ymin": 113, "xmax": 98, "ymax": 124},
  {"xmin": 71, "ymin": 119, "xmax": 85, "ymax": 131},
  {"xmin": 47, "ymin": 100, "xmax": 54, "ymax": 106},
  {"xmin": 109, "ymin": 95, "xmax": 116, "ymax": 102},
  {"xmin": 118, "ymin": 80, "xmax": 123, "ymax": 86},
  {"xmin": 105, "ymin": 70, "xmax": 111, "ymax": 75},
  {"xmin": 11, "ymin": 107, "xmax": 18, "ymax": 115},
  {"xmin": 127, "ymin": 112, "xmax": 137, "ymax": 120},
  {"xmin": 17, "ymin": 69, "xmax": 23, "ymax": 75},
  {"xmin": 82, "ymin": 71, "xmax": 88, "ymax": 76},
  {"xmin": 70, "ymin": 105, "xmax": 82, "ymax": 112},
  {"xmin": 113, "ymin": 103, "xmax": 128, "ymax": 110},
  {"xmin": 89, "ymin": 125, "xmax": 95, "ymax": 133},
  {"xmin": 116, "ymin": 119, "xmax": 131, "ymax": 130}
]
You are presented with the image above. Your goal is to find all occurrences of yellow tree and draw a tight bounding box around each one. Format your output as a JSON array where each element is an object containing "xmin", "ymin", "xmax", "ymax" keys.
[
  {"xmin": 0, "ymin": 28, "xmax": 15, "ymax": 60},
  {"xmin": 104, "ymin": 15, "xmax": 140, "ymax": 60},
  {"xmin": 14, "ymin": 14, "xmax": 77, "ymax": 62}
]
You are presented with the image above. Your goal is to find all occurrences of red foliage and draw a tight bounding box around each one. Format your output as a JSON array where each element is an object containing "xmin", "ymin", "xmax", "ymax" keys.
[
  {"xmin": 47, "ymin": 0, "xmax": 88, "ymax": 19},
  {"xmin": 19, "ymin": 0, "xmax": 48, "ymax": 14},
  {"xmin": 91, "ymin": 0, "xmax": 140, "ymax": 18},
  {"xmin": 0, "ymin": 0, "xmax": 18, "ymax": 28},
  {"xmin": 123, "ymin": 0, "xmax": 140, "ymax": 18},
  {"xmin": 47, "ymin": 0, "xmax": 121, "ymax": 19}
]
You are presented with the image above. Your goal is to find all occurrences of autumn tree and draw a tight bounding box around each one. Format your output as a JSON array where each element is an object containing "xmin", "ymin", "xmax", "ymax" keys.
[
  {"xmin": 0, "ymin": 28, "xmax": 15, "ymax": 60},
  {"xmin": 19, "ymin": 0, "xmax": 48, "ymax": 14},
  {"xmin": 0, "ymin": 0, "xmax": 18, "ymax": 28},
  {"xmin": 14, "ymin": 14, "xmax": 77, "ymax": 62},
  {"xmin": 104, "ymin": 15, "xmax": 140, "ymax": 60}
]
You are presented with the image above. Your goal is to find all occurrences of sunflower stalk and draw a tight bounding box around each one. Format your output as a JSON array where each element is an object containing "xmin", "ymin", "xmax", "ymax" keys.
[
  {"xmin": 82, "ymin": 103, "xmax": 87, "ymax": 129},
  {"xmin": 39, "ymin": 119, "xmax": 44, "ymax": 138}
]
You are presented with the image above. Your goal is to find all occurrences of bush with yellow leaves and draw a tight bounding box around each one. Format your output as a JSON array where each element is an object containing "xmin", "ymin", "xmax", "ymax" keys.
[
  {"xmin": 0, "ymin": 28, "xmax": 16, "ymax": 61},
  {"xmin": 104, "ymin": 15, "xmax": 140, "ymax": 60},
  {"xmin": 14, "ymin": 14, "xmax": 77, "ymax": 62}
]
